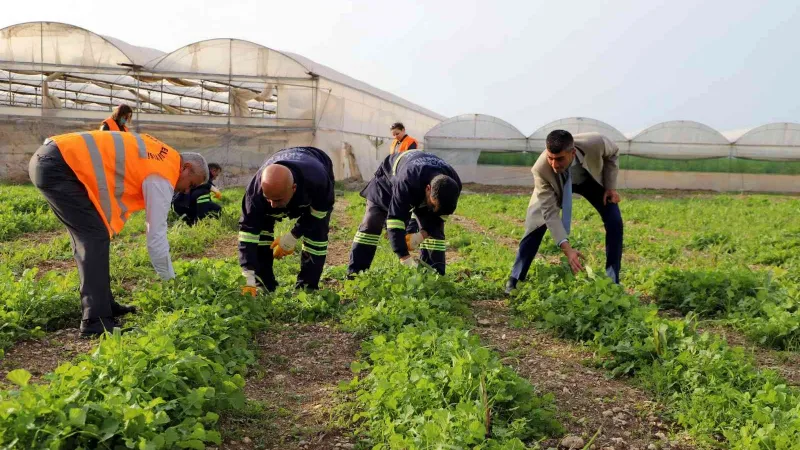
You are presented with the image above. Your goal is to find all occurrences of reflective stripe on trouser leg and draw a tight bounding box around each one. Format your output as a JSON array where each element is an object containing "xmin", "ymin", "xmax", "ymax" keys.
[
  {"xmin": 296, "ymin": 212, "xmax": 331, "ymax": 290},
  {"xmin": 348, "ymin": 202, "xmax": 388, "ymax": 274}
]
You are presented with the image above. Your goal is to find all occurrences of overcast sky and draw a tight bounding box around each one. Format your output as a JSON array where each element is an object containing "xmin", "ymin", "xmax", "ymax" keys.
[{"xmin": 4, "ymin": 0, "xmax": 799, "ymax": 135}]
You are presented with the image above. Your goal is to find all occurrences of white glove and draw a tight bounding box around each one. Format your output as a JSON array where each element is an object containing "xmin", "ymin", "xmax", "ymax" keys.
[
  {"xmin": 275, "ymin": 232, "xmax": 298, "ymax": 251},
  {"xmin": 400, "ymin": 257, "xmax": 418, "ymax": 268},
  {"xmin": 406, "ymin": 232, "xmax": 425, "ymax": 251},
  {"xmin": 242, "ymin": 269, "xmax": 257, "ymax": 287}
]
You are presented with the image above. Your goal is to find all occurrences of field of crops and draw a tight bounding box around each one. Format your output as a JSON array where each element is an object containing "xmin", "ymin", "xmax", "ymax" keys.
[{"xmin": 0, "ymin": 182, "xmax": 799, "ymax": 449}]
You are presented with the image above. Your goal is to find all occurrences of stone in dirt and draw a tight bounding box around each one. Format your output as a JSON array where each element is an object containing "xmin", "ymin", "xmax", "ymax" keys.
[{"xmin": 560, "ymin": 435, "xmax": 586, "ymax": 449}]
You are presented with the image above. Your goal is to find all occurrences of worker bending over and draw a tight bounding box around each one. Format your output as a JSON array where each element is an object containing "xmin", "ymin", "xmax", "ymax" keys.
[
  {"xmin": 100, "ymin": 104, "xmax": 133, "ymax": 132},
  {"xmin": 239, "ymin": 147, "xmax": 334, "ymax": 294},
  {"xmin": 348, "ymin": 150, "xmax": 461, "ymax": 276},
  {"xmin": 29, "ymin": 131, "xmax": 208, "ymax": 336},
  {"xmin": 506, "ymin": 130, "xmax": 623, "ymax": 294},
  {"xmin": 173, "ymin": 162, "xmax": 223, "ymax": 225}
]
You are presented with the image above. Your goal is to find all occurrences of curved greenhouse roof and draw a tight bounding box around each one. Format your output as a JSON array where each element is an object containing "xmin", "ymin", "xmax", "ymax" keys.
[
  {"xmin": 629, "ymin": 120, "xmax": 731, "ymax": 159},
  {"xmin": 528, "ymin": 117, "xmax": 627, "ymax": 143},
  {"xmin": 424, "ymin": 114, "xmax": 527, "ymax": 152},
  {"xmin": 734, "ymin": 122, "xmax": 800, "ymax": 160},
  {"xmin": 0, "ymin": 22, "xmax": 136, "ymax": 70},
  {"xmin": 0, "ymin": 21, "xmax": 443, "ymax": 123},
  {"xmin": 148, "ymin": 39, "xmax": 311, "ymax": 79}
]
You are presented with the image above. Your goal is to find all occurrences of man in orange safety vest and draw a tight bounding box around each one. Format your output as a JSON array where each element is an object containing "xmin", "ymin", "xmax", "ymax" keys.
[{"xmin": 29, "ymin": 131, "xmax": 208, "ymax": 337}]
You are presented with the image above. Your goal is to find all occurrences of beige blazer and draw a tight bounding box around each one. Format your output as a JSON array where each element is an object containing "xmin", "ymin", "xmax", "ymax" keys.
[{"xmin": 525, "ymin": 132, "xmax": 619, "ymax": 245}]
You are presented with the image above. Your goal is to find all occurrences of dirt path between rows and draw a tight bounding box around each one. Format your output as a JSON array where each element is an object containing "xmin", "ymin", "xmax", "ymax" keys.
[
  {"xmin": 217, "ymin": 323, "xmax": 360, "ymax": 450},
  {"xmin": 449, "ymin": 213, "xmax": 697, "ymax": 449},
  {"xmin": 472, "ymin": 300, "xmax": 696, "ymax": 450},
  {"xmin": 0, "ymin": 328, "xmax": 94, "ymax": 388}
]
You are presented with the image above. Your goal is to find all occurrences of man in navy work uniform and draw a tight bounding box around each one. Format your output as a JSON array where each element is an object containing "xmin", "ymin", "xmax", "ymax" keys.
[
  {"xmin": 239, "ymin": 147, "xmax": 335, "ymax": 295},
  {"xmin": 348, "ymin": 150, "xmax": 461, "ymax": 276},
  {"xmin": 172, "ymin": 163, "xmax": 222, "ymax": 226}
]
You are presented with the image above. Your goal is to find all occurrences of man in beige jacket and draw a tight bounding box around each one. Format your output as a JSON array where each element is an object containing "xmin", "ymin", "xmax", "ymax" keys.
[{"xmin": 506, "ymin": 130, "xmax": 623, "ymax": 293}]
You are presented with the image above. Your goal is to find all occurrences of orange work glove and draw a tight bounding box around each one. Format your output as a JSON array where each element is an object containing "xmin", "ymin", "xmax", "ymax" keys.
[
  {"xmin": 242, "ymin": 286, "xmax": 258, "ymax": 297},
  {"xmin": 213, "ymin": 191, "xmax": 222, "ymax": 200}
]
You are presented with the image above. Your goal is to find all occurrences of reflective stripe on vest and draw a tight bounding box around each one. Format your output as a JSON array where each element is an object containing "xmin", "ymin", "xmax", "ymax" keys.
[
  {"xmin": 51, "ymin": 131, "xmax": 180, "ymax": 236},
  {"xmin": 390, "ymin": 135, "xmax": 418, "ymax": 154},
  {"xmin": 101, "ymin": 117, "xmax": 128, "ymax": 132},
  {"xmin": 391, "ymin": 149, "xmax": 422, "ymax": 176}
]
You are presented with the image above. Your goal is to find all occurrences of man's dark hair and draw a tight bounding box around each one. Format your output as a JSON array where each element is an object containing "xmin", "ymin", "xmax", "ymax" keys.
[
  {"xmin": 430, "ymin": 175, "xmax": 460, "ymax": 215},
  {"xmin": 546, "ymin": 130, "xmax": 574, "ymax": 154},
  {"xmin": 111, "ymin": 104, "xmax": 133, "ymax": 121},
  {"xmin": 208, "ymin": 162, "xmax": 222, "ymax": 172},
  {"xmin": 390, "ymin": 122, "xmax": 405, "ymax": 131}
]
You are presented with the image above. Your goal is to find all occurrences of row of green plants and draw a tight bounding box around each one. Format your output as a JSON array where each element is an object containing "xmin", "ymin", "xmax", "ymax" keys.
[
  {"xmin": 0, "ymin": 185, "xmax": 64, "ymax": 241},
  {"xmin": 648, "ymin": 268, "xmax": 800, "ymax": 350},
  {"xmin": 454, "ymin": 192, "xmax": 800, "ymax": 352},
  {"xmin": 0, "ymin": 245, "xmax": 356, "ymax": 448},
  {"xmin": 441, "ymin": 199, "xmax": 800, "ymax": 448},
  {"xmin": 455, "ymin": 192, "xmax": 800, "ymax": 271},
  {"xmin": 510, "ymin": 264, "xmax": 800, "ymax": 449},
  {"xmin": 0, "ymin": 190, "xmax": 244, "ymax": 357},
  {"xmin": 0, "ymin": 189, "xmax": 564, "ymax": 448},
  {"xmin": 0, "ymin": 259, "xmax": 266, "ymax": 448},
  {"xmin": 333, "ymin": 192, "xmax": 562, "ymax": 448}
]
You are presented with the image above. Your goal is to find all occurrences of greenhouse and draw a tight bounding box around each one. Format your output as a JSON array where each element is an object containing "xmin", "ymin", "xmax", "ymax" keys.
[
  {"xmin": 425, "ymin": 115, "xmax": 800, "ymax": 192},
  {"xmin": 0, "ymin": 21, "xmax": 444, "ymax": 184},
  {"xmin": 2, "ymin": 22, "xmax": 799, "ymax": 192}
]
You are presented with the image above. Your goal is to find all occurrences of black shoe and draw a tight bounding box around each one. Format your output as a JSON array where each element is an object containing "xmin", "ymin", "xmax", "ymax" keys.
[
  {"xmin": 504, "ymin": 277, "xmax": 518, "ymax": 295},
  {"xmin": 80, "ymin": 317, "xmax": 120, "ymax": 338},
  {"xmin": 111, "ymin": 302, "xmax": 137, "ymax": 317}
]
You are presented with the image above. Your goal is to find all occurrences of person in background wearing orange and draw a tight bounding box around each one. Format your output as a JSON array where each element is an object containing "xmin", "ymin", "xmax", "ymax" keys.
[
  {"xmin": 389, "ymin": 122, "xmax": 421, "ymax": 233},
  {"xmin": 100, "ymin": 104, "xmax": 133, "ymax": 132},
  {"xmin": 389, "ymin": 122, "xmax": 418, "ymax": 154}
]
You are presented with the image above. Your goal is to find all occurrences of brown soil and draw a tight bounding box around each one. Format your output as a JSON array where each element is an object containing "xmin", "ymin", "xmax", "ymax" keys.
[
  {"xmin": 35, "ymin": 259, "xmax": 75, "ymax": 278},
  {"xmin": 472, "ymin": 300, "xmax": 697, "ymax": 450},
  {"xmin": 325, "ymin": 197, "xmax": 354, "ymax": 268},
  {"xmin": 217, "ymin": 323, "xmax": 361, "ymax": 450},
  {"xmin": 196, "ymin": 233, "xmax": 240, "ymax": 260},
  {"xmin": 461, "ymin": 183, "xmax": 532, "ymax": 196},
  {"xmin": 0, "ymin": 328, "xmax": 94, "ymax": 388}
]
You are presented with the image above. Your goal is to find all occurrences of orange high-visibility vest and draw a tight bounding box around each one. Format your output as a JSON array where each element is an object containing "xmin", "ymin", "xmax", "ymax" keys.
[
  {"xmin": 390, "ymin": 135, "xmax": 418, "ymax": 154},
  {"xmin": 100, "ymin": 117, "xmax": 128, "ymax": 132},
  {"xmin": 51, "ymin": 131, "xmax": 181, "ymax": 236}
]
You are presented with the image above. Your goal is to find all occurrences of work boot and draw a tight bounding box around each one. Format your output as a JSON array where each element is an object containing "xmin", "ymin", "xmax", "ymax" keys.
[
  {"xmin": 111, "ymin": 302, "xmax": 137, "ymax": 317},
  {"xmin": 79, "ymin": 317, "xmax": 120, "ymax": 338},
  {"xmin": 504, "ymin": 277, "xmax": 518, "ymax": 295}
]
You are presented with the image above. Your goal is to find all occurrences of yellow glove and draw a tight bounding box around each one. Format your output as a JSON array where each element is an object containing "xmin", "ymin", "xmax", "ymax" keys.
[
  {"xmin": 405, "ymin": 232, "xmax": 425, "ymax": 251},
  {"xmin": 242, "ymin": 286, "xmax": 258, "ymax": 297},
  {"xmin": 271, "ymin": 232, "xmax": 297, "ymax": 259}
]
